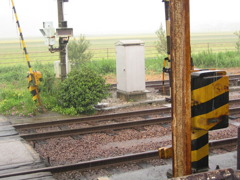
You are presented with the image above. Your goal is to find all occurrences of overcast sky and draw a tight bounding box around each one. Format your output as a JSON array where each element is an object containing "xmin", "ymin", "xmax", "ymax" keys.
[{"xmin": 0, "ymin": 0, "xmax": 240, "ymax": 39}]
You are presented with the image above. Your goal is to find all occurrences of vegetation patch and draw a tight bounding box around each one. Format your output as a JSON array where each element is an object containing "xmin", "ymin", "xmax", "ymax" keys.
[
  {"xmin": 57, "ymin": 67, "xmax": 109, "ymax": 114},
  {"xmin": 0, "ymin": 33, "xmax": 239, "ymax": 116},
  {"xmin": 192, "ymin": 51, "xmax": 240, "ymax": 68}
]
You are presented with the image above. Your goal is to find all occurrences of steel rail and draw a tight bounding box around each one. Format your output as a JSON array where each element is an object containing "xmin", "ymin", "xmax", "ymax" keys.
[
  {"xmin": 0, "ymin": 137, "xmax": 237, "ymax": 179},
  {"xmin": 14, "ymin": 107, "xmax": 171, "ymax": 130},
  {"xmin": 14, "ymin": 98, "xmax": 240, "ymax": 131},
  {"xmin": 109, "ymin": 74, "xmax": 240, "ymax": 89},
  {"xmin": 209, "ymin": 137, "xmax": 237, "ymax": 148},
  {"xmin": 19, "ymin": 106, "xmax": 240, "ymax": 141},
  {"xmin": 20, "ymin": 116, "xmax": 172, "ymax": 141}
]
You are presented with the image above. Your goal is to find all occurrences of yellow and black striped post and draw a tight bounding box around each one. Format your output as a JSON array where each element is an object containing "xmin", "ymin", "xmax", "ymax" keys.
[
  {"xmin": 10, "ymin": 0, "xmax": 42, "ymax": 105},
  {"xmin": 191, "ymin": 129, "xmax": 209, "ymax": 172},
  {"xmin": 27, "ymin": 71, "xmax": 42, "ymax": 102},
  {"xmin": 191, "ymin": 70, "xmax": 229, "ymax": 172}
]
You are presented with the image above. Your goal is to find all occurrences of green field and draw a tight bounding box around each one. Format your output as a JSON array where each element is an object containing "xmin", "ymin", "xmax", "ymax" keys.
[
  {"xmin": 0, "ymin": 32, "xmax": 239, "ymax": 116},
  {"xmin": 0, "ymin": 32, "xmax": 238, "ymax": 65}
]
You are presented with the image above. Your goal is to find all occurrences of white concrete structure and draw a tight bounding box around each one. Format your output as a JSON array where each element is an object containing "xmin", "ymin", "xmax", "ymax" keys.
[
  {"xmin": 115, "ymin": 40, "xmax": 145, "ymax": 93},
  {"xmin": 54, "ymin": 59, "xmax": 71, "ymax": 78},
  {"xmin": 54, "ymin": 61, "xmax": 61, "ymax": 78}
]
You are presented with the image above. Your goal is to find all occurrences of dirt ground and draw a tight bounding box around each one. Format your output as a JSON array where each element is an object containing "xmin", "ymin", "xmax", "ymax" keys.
[{"xmin": 104, "ymin": 68, "xmax": 240, "ymax": 84}]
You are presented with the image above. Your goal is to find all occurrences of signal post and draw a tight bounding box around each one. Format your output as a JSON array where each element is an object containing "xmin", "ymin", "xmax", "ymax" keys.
[{"xmin": 57, "ymin": 0, "xmax": 68, "ymax": 80}]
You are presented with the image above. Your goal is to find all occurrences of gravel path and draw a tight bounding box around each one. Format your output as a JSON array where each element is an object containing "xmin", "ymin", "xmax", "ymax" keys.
[{"xmin": 16, "ymin": 83, "xmax": 240, "ymax": 179}]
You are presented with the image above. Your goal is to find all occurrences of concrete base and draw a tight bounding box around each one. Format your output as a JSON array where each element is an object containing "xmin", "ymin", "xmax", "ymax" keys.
[
  {"xmin": 117, "ymin": 90, "xmax": 147, "ymax": 101},
  {"xmin": 0, "ymin": 116, "xmax": 55, "ymax": 179},
  {"xmin": 106, "ymin": 152, "xmax": 237, "ymax": 180}
]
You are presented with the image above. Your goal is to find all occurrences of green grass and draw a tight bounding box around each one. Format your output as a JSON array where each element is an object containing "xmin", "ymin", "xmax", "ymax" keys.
[
  {"xmin": 0, "ymin": 32, "xmax": 239, "ymax": 116},
  {"xmin": 192, "ymin": 50, "xmax": 240, "ymax": 68},
  {"xmin": 0, "ymin": 49, "xmax": 240, "ymax": 117},
  {"xmin": 0, "ymin": 32, "xmax": 238, "ymax": 64}
]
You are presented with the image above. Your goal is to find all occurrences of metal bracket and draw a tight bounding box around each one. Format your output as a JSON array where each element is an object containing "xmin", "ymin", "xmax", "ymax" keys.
[{"xmin": 159, "ymin": 146, "xmax": 172, "ymax": 159}]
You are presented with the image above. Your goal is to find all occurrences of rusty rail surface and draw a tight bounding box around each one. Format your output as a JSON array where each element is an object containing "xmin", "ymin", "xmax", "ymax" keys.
[
  {"xmin": 19, "ymin": 106, "xmax": 240, "ymax": 141},
  {"xmin": 14, "ymin": 107, "xmax": 171, "ymax": 130},
  {"xmin": 14, "ymin": 98, "xmax": 240, "ymax": 131},
  {"xmin": 20, "ymin": 116, "xmax": 172, "ymax": 141},
  {"xmin": 110, "ymin": 74, "xmax": 240, "ymax": 90},
  {"xmin": 0, "ymin": 137, "xmax": 237, "ymax": 179}
]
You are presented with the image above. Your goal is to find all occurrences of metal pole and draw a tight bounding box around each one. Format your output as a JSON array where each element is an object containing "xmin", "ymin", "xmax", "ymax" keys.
[
  {"xmin": 57, "ymin": 0, "xmax": 67, "ymax": 80},
  {"xmin": 170, "ymin": 0, "xmax": 192, "ymax": 177}
]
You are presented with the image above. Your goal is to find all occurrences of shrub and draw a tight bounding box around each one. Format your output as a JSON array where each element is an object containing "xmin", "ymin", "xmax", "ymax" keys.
[
  {"xmin": 68, "ymin": 35, "xmax": 93, "ymax": 69},
  {"xmin": 155, "ymin": 24, "xmax": 167, "ymax": 55},
  {"xmin": 57, "ymin": 67, "xmax": 109, "ymax": 114}
]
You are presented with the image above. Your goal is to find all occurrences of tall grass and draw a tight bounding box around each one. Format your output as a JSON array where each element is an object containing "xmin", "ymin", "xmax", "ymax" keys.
[
  {"xmin": 145, "ymin": 56, "xmax": 165, "ymax": 73},
  {"xmin": 0, "ymin": 50, "xmax": 240, "ymax": 116},
  {"xmin": 88, "ymin": 59, "xmax": 116, "ymax": 74},
  {"xmin": 192, "ymin": 50, "xmax": 240, "ymax": 68},
  {"xmin": 0, "ymin": 62, "xmax": 57, "ymax": 116}
]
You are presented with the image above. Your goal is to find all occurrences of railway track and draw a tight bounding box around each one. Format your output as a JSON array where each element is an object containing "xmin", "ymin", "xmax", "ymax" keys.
[
  {"xmin": 13, "ymin": 107, "xmax": 171, "ymax": 130},
  {"xmin": 14, "ymin": 98, "xmax": 240, "ymax": 130},
  {"xmin": 16, "ymin": 99, "xmax": 240, "ymax": 141},
  {"xmin": 0, "ymin": 137, "xmax": 237, "ymax": 179},
  {"xmin": 110, "ymin": 74, "xmax": 240, "ymax": 89}
]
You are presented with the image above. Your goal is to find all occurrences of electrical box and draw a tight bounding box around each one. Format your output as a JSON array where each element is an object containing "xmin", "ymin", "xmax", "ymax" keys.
[
  {"xmin": 115, "ymin": 40, "xmax": 145, "ymax": 93},
  {"xmin": 191, "ymin": 70, "xmax": 229, "ymax": 131}
]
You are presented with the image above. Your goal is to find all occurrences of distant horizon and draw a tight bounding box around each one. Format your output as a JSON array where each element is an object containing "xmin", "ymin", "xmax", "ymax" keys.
[
  {"xmin": 0, "ymin": 30, "xmax": 238, "ymax": 41},
  {"xmin": 1, "ymin": 0, "xmax": 239, "ymax": 39}
]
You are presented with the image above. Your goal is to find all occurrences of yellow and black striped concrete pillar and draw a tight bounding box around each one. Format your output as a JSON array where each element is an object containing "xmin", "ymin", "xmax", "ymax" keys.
[
  {"xmin": 191, "ymin": 70, "xmax": 229, "ymax": 131},
  {"xmin": 191, "ymin": 70, "xmax": 229, "ymax": 172},
  {"xmin": 191, "ymin": 129, "xmax": 209, "ymax": 172}
]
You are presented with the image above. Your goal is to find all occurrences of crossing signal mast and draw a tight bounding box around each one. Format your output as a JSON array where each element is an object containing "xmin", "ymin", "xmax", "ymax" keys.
[
  {"xmin": 10, "ymin": 0, "xmax": 42, "ymax": 105},
  {"xmin": 40, "ymin": 0, "xmax": 73, "ymax": 81}
]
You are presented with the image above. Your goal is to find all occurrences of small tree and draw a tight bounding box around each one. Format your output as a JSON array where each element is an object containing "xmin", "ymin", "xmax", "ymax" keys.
[
  {"xmin": 234, "ymin": 31, "xmax": 240, "ymax": 53},
  {"xmin": 68, "ymin": 35, "xmax": 93, "ymax": 69},
  {"xmin": 155, "ymin": 24, "xmax": 167, "ymax": 55},
  {"xmin": 57, "ymin": 67, "xmax": 109, "ymax": 114}
]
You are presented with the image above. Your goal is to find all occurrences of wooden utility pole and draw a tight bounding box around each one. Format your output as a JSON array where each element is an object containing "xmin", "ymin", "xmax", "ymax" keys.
[
  {"xmin": 170, "ymin": 0, "xmax": 192, "ymax": 177},
  {"xmin": 57, "ymin": 0, "xmax": 67, "ymax": 80}
]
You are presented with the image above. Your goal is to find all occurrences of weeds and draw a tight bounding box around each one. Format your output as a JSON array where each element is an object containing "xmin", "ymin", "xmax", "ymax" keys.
[
  {"xmin": 0, "ymin": 50, "xmax": 240, "ymax": 116},
  {"xmin": 0, "ymin": 88, "xmax": 37, "ymax": 116},
  {"xmin": 192, "ymin": 50, "xmax": 240, "ymax": 68},
  {"xmin": 146, "ymin": 56, "xmax": 164, "ymax": 73}
]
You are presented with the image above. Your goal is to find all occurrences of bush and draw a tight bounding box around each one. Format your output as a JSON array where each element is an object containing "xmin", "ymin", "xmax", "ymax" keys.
[
  {"xmin": 155, "ymin": 24, "xmax": 167, "ymax": 55},
  {"xmin": 68, "ymin": 35, "xmax": 93, "ymax": 69},
  {"xmin": 57, "ymin": 67, "xmax": 109, "ymax": 114}
]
